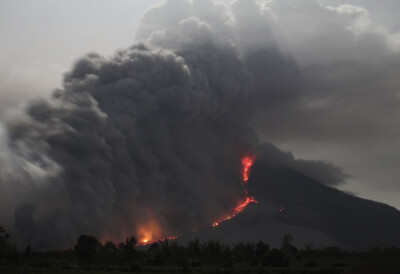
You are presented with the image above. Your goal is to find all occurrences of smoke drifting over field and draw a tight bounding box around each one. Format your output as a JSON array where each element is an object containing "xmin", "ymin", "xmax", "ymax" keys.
[{"xmin": 3, "ymin": 0, "xmax": 396, "ymax": 249}]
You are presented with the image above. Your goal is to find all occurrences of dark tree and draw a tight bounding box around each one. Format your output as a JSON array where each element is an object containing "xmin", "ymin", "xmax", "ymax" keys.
[
  {"xmin": 159, "ymin": 239, "xmax": 171, "ymax": 257},
  {"xmin": 152, "ymin": 251, "xmax": 166, "ymax": 266},
  {"xmin": 102, "ymin": 241, "xmax": 117, "ymax": 262},
  {"xmin": 148, "ymin": 242, "xmax": 160, "ymax": 253},
  {"xmin": 118, "ymin": 236, "xmax": 137, "ymax": 260},
  {"xmin": 201, "ymin": 240, "xmax": 222, "ymax": 256},
  {"xmin": 281, "ymin": 234, "xmax": 298, "ymax": 255},
  {"xmin": 75, "ymin": 234, "xmax": 102, "ymax": 261},
  {"xmin": 0, "ymin": 226, "xmax": 17, "ymax": 259},
  {"xmin": 281, "ymin": 234, "xmax": 293, "ymax": 251},
  {"xmin": 256, "ymin": 240, "xmax": 269, "ymax": 257},
  {"xmin": 261, "ymin": 249, "xmax": 290, "ymax": 267},
  {"xmin": 23, "ymin": 244, "xmax": 32, "ymax": 258},
  {"xmin": 249, "ymin": 255, "xmax": 259, "ymax": 267},
  {"xmin": 233, "ymin": 242, "xmax": 255, "ymax": 258},
  {"xmin": 0, "ymin": 227, "xmax": 10, "ymax": 245},
  {"xmin": 187, "ymin": 238, "xmax": 200, "ymax": 256}
]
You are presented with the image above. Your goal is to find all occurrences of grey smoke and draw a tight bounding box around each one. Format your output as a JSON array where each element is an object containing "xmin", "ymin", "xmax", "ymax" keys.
[
  {"xmin": 256, "ymin": 143, "xmax": 347, "ymax": 186},
  {"xmin": 251, "ymin": 0, "xmax": 400, "ymax": 205},
  {"xmin": 0, "ymin": 0, "xmax": 372, "ymax": 250},
  {"xmin": 3, "ymin": 44, "xmax": 250, "ymax": 249}
]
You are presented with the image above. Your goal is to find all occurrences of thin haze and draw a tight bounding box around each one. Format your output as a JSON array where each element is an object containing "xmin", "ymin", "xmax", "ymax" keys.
[{"xmin": 0, "ymin": 0, "xmax": 399, "ymax": 249}]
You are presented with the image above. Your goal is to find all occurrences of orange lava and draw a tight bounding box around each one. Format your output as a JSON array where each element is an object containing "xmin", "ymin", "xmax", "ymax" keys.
[
  {"xmin": 242, "ymin": 156, "xmax": 255, "ymax": 182},
  {"xmin": 212, "ymin": 154, "xmax": 258, "ymax": 227},
  {"xmin": 136, "ymin": 235, "xmax": 178, "ymax": 246},
  {"xmin": 233, "ymin": 196, "xmax": 258, "ymax": 215},
  {"xmin": 212, "ymin": 196, "xmax": 258, "ymax": 227},
  {"xmin": 103, "ymin": 154, "xmax": 259, "ymax": 246}
]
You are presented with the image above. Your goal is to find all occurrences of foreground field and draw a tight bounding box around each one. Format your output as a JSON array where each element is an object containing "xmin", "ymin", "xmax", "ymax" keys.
[
  {"xmin": 1, "ymin": 229, "xmax": 400, "ymax": 274},
  {"xmin": 1, "ymin": 246, "xmax": 400, "ymax": 274}
]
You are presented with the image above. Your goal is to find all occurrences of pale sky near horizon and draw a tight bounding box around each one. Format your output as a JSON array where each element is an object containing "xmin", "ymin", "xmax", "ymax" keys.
[{"xmin": 0, "ymin": 0, "xmax": 160, "ymax": 113}]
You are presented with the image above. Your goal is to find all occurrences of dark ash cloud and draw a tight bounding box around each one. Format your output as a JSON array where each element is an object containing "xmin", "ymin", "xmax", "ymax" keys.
[{"xmin": 3, "ymin": 0, "xmax": 397, "ymax": 249}]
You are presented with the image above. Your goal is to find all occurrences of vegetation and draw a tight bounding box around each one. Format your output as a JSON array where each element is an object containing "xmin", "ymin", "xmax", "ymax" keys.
[
  {"xmin": 0, "ymin": 226, "xmax": 18, "ymax": 261},
  {"xmin": 1, "ymin": 227, "xmax": 400, "ymax": 273}
]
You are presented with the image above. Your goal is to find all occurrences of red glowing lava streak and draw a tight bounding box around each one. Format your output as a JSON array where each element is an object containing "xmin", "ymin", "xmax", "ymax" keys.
[
  {"xmin": 242, "ymin": 156, "xmax": 255, "ymax": 182},
  {"xmin": 135, "ymin": 154, "xmax": 260, "ymax": 245},
  {"xmin": 232, "ymin": 196, "xmax": 258, "ymax": 215},
  {"xmin": 212, "ymin": 155, "xmax": 258, "ymax": 227}
]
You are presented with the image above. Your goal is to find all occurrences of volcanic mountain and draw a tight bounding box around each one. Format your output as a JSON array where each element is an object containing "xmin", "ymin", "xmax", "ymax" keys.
[{"xmin": 178, "ymin": 159, "xmax": 400, "ymax": 249}]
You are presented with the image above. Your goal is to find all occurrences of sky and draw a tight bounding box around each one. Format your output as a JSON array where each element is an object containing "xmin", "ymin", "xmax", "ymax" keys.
[
  {"xmin": 0, "ymin": 0, "xmax": 399, "ymax": 229},
  {"xmin": 0, "ymin": 0, "xmax": 160, "ymax": 114}
]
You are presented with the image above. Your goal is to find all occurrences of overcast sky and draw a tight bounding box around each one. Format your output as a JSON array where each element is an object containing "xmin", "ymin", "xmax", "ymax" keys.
[
  {"xmin": 1, "ymin": 0, "xmax": 400, "ymax": 210},
  {"xmin": 0, "ymin": 0, "xmax": 160, "ymax": 113}
]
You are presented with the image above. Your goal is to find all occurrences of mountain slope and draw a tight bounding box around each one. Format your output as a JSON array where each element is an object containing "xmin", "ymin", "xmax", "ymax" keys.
[
  {"xmin": 248, "ymin": 162, "xmax": 400, "ymax": 248},
  {"xmin": 178, "ymin": 161, "xmax": 400, "ymax": 249}
]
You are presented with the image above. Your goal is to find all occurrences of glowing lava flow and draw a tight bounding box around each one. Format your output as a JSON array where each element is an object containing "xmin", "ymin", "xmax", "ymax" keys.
[
  {"xmin": 127, "ymin": 154, "xmax": 259, "ymax": 245},
  {"xmin": 137, "ymin": 235, "xmax": 178, "ymax": 246},
  {"xmin": 212, "ymin": 155, "xmax": 258, "ymax": 227},
  {"xmin": 242, "ymin": 156, "xmax": 255, "ymax": 183}
]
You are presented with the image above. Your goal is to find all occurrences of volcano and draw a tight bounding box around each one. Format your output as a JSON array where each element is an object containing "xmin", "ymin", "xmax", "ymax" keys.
[
  {"xmin": 3, "ymin": 0, "xmax": 400, "ymax": 252},
  {"xmin": 177, "ymin": 159, "xmax": 400, "ymax": 249}
]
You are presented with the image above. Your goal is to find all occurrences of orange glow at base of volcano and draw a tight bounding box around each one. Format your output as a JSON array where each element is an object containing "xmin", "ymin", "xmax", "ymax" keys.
[
  {"xmin": 136, "ymin": 216, "xmax": 162, "ymax": 244},
  {"xmin": 134, "ymin": 211, "xmax": 180, "ymax": 246},
  {"xmin": 137, "ymin": 235, "xmax": 178, "ymax": 246},
  {"xmin": 105, "ymin": 154, "xmax": 259, "ymax": 246}
]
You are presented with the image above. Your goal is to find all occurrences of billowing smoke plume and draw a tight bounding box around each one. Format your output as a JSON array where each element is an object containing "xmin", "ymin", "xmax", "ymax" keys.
[{"xmin": 0, "ymin": 0, "xmax": 346, "ymax": 250}]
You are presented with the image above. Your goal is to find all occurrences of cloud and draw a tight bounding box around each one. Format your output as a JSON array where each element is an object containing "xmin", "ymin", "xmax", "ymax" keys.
[
  {"xmin": 256, "ymin": 143, "xmax": 348, "ymax": 186},
  {"xmin": 1, "ymin": 41, "xmax": 255, "ymax": 249},
  {"xmin": 2, "ymin": 0, "xmax": 397, "ymax": 250},
  {"xmin": 251, "ymin": 0, "xmax": 400, "ymax": 201}
]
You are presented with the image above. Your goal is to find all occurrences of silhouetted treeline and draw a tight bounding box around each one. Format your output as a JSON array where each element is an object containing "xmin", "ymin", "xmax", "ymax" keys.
[
  {"xmin": 1, "ymin": 226, "xmax": 400, "ymax": 273},
  {"xmin": 0, "ymin": 226, "xmax": 18, "ymax": 260}
]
